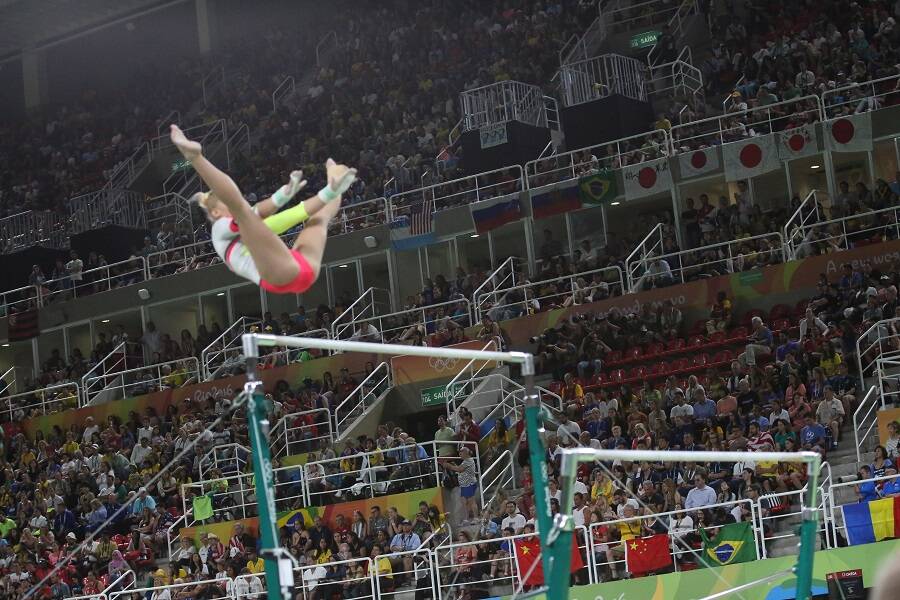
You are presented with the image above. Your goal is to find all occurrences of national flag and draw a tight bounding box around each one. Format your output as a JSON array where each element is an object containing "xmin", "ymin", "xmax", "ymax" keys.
[
  {"xmin": 578, "ymin": 170, "xmax": 618, "ymax": 206},
  {"xmin": 8, "ymin": 308, "xmax": 38, "ymax": 341},
  {"xmin": 470, "ymin": 194, "xmax": 522, "ymax": 234},
  {"xmin": 722, "ymin": 135, "xmax": 781, "ymax": 182},
  {"xmin": 623, "ymin": 158, "xmax": 672, "ymax": 200},
  {"xmin": 841, "ymin": 497, "xmax": 900, "ymax": 545},
  {"xmin": 678, "ymin": 147, "xmax": 720, "ymax": 179},
  {"xmin": 825, "ymin": 113, "xmax": 873, "ymax": 152},
  {"xmin": 777, "ymin": 124, "xmax": 819, "ymax": 160},
  {"xmin": 530, "ymin": 184, "xmax": 582, "ymax": 219},
  {"xmin": 699, "ymin": 522, "xmax": 756, "ymax": 567},
  {"xmin": 513, "ymin": 536, "xmax": 585, "ymax": 586},
  {"xmin": 625, "ymin": 534, "xmax": 673, "ymax": 575},
  {"xmin": 389, "ymin": 199, "xmax": 435, "ymax": 251}
]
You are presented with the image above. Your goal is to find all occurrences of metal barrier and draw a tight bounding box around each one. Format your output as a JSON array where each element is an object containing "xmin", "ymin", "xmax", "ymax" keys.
[
  {"xmin": 145, "ymin": 192, "xmax": 193, "ymax": 241},
  {"xmin": 444, "ymin": 339, "xmax": 502, "ymax": 416},
  {"xmin": 80, "ymin": 341, "xmax": 143, "ymax": 406},
  {"xmin": 854, "ymin": 385, "xmax": 885, "ymax": 466},
  {"xmin": 199, "ymin": 442, "xmax": 250, "ymax": 480},
  {"xmin": 560, "ymin": 9, "xmax": 607, "ymax": 65},
  {"xmin": 146, "ymin": 236, "xmax": 219, "ymax": 278},
  {"xmin": 557, "ymin": 53, "xmax": 647, "ymax": 107},
  {"xmin": 757, "ymin": 470, "xmax": 831, "ymax": 559},
  {"xmin": 333, "ymin": 196, "xmax": 390, "ymax": 234},
  {"xmin": 255, "ymin": 327, "xmax": 331, "ymax": 369},
  {"xmin": 201, "ymin": 65, "xmax": 226, "ymax": 106},
  {"xmin": 67, "ymin": 189, "xmax": 146, "ymax": 235},
  {"xmin": 272, "ymin": 75, "xmax": 296, "ymax": 111},
  {"xmin": 460, "ymin": 81, "xmax": 549, "ymax": 132},
  {"xmin": 477, "ymin": 265, "xmax": 625, "ymax": 322},
  {"xmin": 270, "ymin": 407, "xmax": 334, "ymax": 459},
  {"xmin": 337, "ymin": 298, "xmax": 474, "ymax": 346},
  {"xmin": 157, "ymin": 109, "xmax": 182, "ymax": 137},
  {"xmin": 387, "ymin": 165, "xmax": 524, "ymax": 217},
  {"xmin": 670, "ymin": 95, "xmax": 823, "ymax": 150},
  {"xmin": 524, "ymin": 129, "xmax": 668, "ymax": 188},
  {"xmin": 783, "ymin": 190, "xmax": 823, "ymax": 259},
  {"xmin": 162, "ymin": 120, "xmax": 227, "ymax": 195},
  {"xmin": 855, "ymin": 316, "xmax": 900, "ymax": 381},
  {"xmin": 828, "ymin": 472, "xmax": 900, "ymax": 546},
  {"xmin": 1, "ymin": 381, "xmax": 79, "ymax": 422},
  {"xmin": 201, "ymin": 316, "xmax": 262, "ymax": 380},
  {"xmin": 109, "ymin": 141, "xmax": 152, "ymax": 191},
  {"xmin": 0, "ymin": 365, "xmax": 29, "ymax": 396},
  {"xmin": 627, "ymin": 232, "xmax": 785, "ymax": 292},
  {"xmin": 110, "ymin": 576, "xmax": 225, "ymax": 600},
  {"xmin": 296, "ymin": 556, "xmax": 375, "ymax": 600},
  {"xmin": 81, "ymin": 357, "xmax": 200, "ymax": 404},
  {"xmin": 822, "ymin": 73, "xmax": 900, "ymax": 118},
  {"xmin": 332, "ymin": 287, "xmax": 393, "ymax": 340},
  {"xmin": 646, "ymin": 0, "xmax": 701, "ymax": 66},
  {"xmin": 646, "ymin": 46, "xmax": 703, "ymax": 104},
  {"xmin": 225, "ymin": 122, "xmax": 251, "ymax": 171},
  {"xmin": 334, "ymin": 362, "xmax": 392, "ymax": 439},
  {"xmin": 471, "ymin": 256, "xmax": 528, "ymax": 323},
  {"xmin": 0, "ymin": 209, "xmax": 69, "ymax": 253},
  {"xmin": 624, "ymin": 222, "xmax": 665, "ymax": 292},
  {"xmin": 40, "ymin": 257, "xmax": 148, "ymax": 305},
  {"xmin": 606, "ymin": 0, "xmax": 682, "ymax": 34},
  {"xmin": 480, "ymin": 450, "xmax": 516, "ymax": 517},
  {"xmin": 0, "ymin": 284, "xmax": 39, "ymax": 317},
  {"xmin": 316, "ymin": 30, "xmax": 338, "ymax": 66},
  {"xmin": 788, "ymin": 204, "xmax": 900, "ymax": 260}
]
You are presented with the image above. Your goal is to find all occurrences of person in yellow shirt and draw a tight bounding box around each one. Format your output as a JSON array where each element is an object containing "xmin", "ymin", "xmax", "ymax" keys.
[
  {"xmin": 590, "ymin": 470, "xmax": 614, "ymax": 504},
  {"xmin": 246, "ymin": 548, "xmax": 265, "ymax": 574},
  {"xmin": 369, "ymin": 543, "xmax": 393, "ymax": 590}
]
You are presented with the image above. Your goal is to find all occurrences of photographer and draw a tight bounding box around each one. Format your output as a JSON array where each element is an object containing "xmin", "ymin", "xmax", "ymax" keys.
[
  {"xmin": 532, "ymin": 326, "xmax": 576, "ymax": 378},
  {"xmin": 577, "ymin": 325, "xmax": 610, "ymax": 381}
]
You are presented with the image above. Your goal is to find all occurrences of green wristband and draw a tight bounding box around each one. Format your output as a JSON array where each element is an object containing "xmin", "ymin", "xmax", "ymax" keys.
[{"xmin": 317, "ymin": 186, "xmax": 339, "ymax": 203}]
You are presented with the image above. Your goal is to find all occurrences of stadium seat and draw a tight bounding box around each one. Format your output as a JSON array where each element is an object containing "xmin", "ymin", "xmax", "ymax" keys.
[
  {"xmin": 645, "ymin": 342, "xmax": 665, "ymax": 357},
  {"xmin": 742, "ymin": 308, "xmax": 766, "ymax": 326},
  {"xmin": 665, "ymin": 339, "xmax": 686, "ymax": 354},
  {"xmin": 769, "ymin": 303, "xmax": 792, "ymax": 321}
]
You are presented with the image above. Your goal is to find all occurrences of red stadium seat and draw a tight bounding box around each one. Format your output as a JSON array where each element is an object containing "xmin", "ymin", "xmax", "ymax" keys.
[
  {"xmin": 606, "ymin": 350, "xmax": 623, "ymax": 365},
  {"xmin": 592, "ymin": 373, "xmax": 608, "ymax": 387},
  {"xmin": 609, "ymin": 369, "xmax": 626, "ymax": 384},
  {"xmin": 728, "ymin": 326, "xmax": 749, "ymax": 341},
  {"xmin": 772, "ymin": 318, "xmax": 791, "ymax": 333},
  {"xmin": 769, "ymin": 303, "xmax": 792, "ymax": 321},
  {"xmin": 625, "ymin": 346, "xmax": 643, "ymax": 362},
  {"xmin": 666, "ymin": 339, "xmax": 686, "ymax": 354},
  {"xmin": 742, "ymin": 308, "xmax": 766, "ymax": 326},
  {"xmin": 670, "ymin": 358, "xmax": 689, "ymax": 374},
  {"xmin": 645, "ymin": 342, "xmax": 665, "ymax": 357},
  {"xmin": 708, "ymin": 331, "xmax": 726, "ymax": 345},
  {"xmin": 687, "ymin": 335, "xmax": 705, "ymax": 348}
]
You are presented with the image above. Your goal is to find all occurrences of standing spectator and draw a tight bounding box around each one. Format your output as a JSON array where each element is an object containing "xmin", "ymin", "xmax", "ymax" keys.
[{"xmin": 444, "ymin": 447, "xmax": 478, "ymax": 522}]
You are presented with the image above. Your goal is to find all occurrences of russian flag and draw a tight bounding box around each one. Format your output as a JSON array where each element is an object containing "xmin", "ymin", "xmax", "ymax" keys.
[
  {"xmin": 530, "ymin": 183, "xmax": 582, "ymax": 220},
  {"xmin": 470, "ymin": 194, "xmax": 522, "ymax": 234},
  {"xmin": 842, "ymin": 496, "xmax": 900, "ymax": 545}
]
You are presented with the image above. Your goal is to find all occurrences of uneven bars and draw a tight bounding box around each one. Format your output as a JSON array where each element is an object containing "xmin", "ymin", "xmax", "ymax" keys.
[
  {"xmin": 241, "ymin": 333, "xmax": 534, "ymax": 374},
  {"xmin": 558, "ymin": 448, "xmax": 823, "ymax": 470}
]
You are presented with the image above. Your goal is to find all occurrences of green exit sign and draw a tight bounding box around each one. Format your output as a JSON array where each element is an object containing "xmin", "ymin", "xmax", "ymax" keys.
[
  {"xmin": 630, "ymin": 30, "xmax": 661, "ymax": 49},
  {"xmin": 421, "ymin": 384, "xmax": 453, "ymax": 407}
]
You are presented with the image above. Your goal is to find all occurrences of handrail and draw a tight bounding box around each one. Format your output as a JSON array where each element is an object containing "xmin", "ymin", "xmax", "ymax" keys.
[
  {"xmin": 82, "ymin": 357, "xmax": 200, "ymax": 405},
  {"xmin": 418, "ymin": 521, "xmax": 452, "ymax": 550},
  {"xmin": 271, "ymin": 75, "xmax": 295, "ymax": 112},
  {"xmin": 628, "ymin": 231, "xmax": 785, "ymax": 292},
  {"xmin": 38, "ymin": 256, "xmax": 148, "ymax": 306},
  {"xmin": 315, "ymin": 30, "xmax": 338, "ymax": 66},
  {"xmin": 156, "ymin": 109, "xmax": 181, "ymax": 137},
  {"xmin": 723, "ymin": 75, "xmax": 746, "ymax": 111},
  {"xmin": 822, "ymin": 72, "xmax": 900, "ymax": 118},
  {"xmin": 334, "ymin": 297, "xmax": 473, "ymax": 345},
  {"xmin": 1, "ymin": 381, "xmax": 79, "ymax": 423},
  {"xmin": 855, "ymin": 316, "xmax": 900, "ymax": 379},
  {"xmin": 788, "ymin": 203, "xmax": 900, "ymax": 260},
  {"xmin": 80, "ymin": 341, "xmax": 142, "ymax": 406},
  {"xmin": 479, "ymin": 449, "xmax": 516, "ymax": 516},
  {"xmin": 270, "ymin": 407, "xmax": 334, "ymax": 459},
  {"xmin": 253, "ymin": 327, "xmax": 331, "ymax": 369},
  {"xmin": 624, "ymin": 222, "xmax": 665, "ymax": 292},
  {"xmin": 388, "ymin": 165, "xmax": 524, "ymax": 217},
  {"xmin": 444, "ymin": 339, "xmax": 500, "ymax": 417},
  {"xmin": 225, "ymin": 122, "xmax": 250, "ymax": 171},
  {"xmin": 331, "ymin": 287, "xmax": 392, "ymax": 340},
  {"xmin": 200, "ymin": 65, "xmax": 225, "ymax": 106},
  {"xmin": 756, "ymin": 482, "xmax": 830, "ymax": 558},
  {"xmin": 828, "ymin": 472, "xmax": 900, "ymax": 547},
  {"xmin": 101, "ymin": 569, "xmax": 136, "ymax": 597},
  {"xmin": 333, "ymin": 362, "xmax": 392, "ymax": 439},
  {"xmin": 199, "ymin": 442, "xmax": 249, "ymax": 480},
  {"xmin": 853, "ymin": 385, "xmax": 884, "ymax": 467},
  {"xmin": 471, "ymin": 256, "xmax": 526, "ymax": 322},
  {"xmin": 783, "ymin": 189, "xmax": 821, "ymax": 259},
  {"xmin": 201, "ymin": 316, "xmax": 262, "ymax": 380},
  {"xmin": 477, "ymin": 265, "xmax": 625, "ymax": 323},
  {"xmin": 110, "ymin": 576, "xmax": 225, "ymax": 600}
]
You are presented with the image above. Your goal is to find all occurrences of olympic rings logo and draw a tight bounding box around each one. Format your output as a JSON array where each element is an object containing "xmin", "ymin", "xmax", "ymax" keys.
[{"xmin": 428, "ymin": 356, "xmax": 460, "ymax": 372}]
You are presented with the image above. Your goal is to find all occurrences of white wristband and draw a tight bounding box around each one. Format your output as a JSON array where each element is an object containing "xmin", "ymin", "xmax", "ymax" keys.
[
  {"xmin": 317, "ymin": 186, "xmax": 339, "ymax": 203},
  {"xmin": 272, "ymin": 188, "xmax": 291, "ymax": 208}
]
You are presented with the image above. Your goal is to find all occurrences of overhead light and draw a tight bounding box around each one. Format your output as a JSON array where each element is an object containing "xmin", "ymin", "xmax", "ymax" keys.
[
  {"xmin": 101, "ymin": 319, "xmax": 110, "ymax": 323},
  {"xmin": 216, "ymin": 292, "xmax": 225, "ymax": 297},
  {"xmin": 810, "ymin": 164, "xmax": 821, "ymax": 170},
  {"xmin": 470, "ymin": 234, "xmax": 480, "ymax": 238},
  {"xmin": 1, "ymin": 343, "xmax": 8, "ymax": 347},
  {"xmin": 610, "ymin": 201, "xmax": 621, "ymax": 206},
  {"xmin": 338, "ymin": 263, "xmax": 349, "ymax": 268}
]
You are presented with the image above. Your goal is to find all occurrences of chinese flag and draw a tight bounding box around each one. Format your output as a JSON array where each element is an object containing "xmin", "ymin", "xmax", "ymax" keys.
[
  {"xmin": 514, "ymin": 537, "xmax": 586, "ymax": 586},
  {"xmin": 625, "ymin": 534, "xmax": 672, "ymax": 576}
]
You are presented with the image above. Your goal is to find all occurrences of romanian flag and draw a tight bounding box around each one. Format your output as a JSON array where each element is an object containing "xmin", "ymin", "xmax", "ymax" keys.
[
  {"xmin": 530, "ymin": 184, "xmax": 582, "ymax": 220},
  {"xmin": 513, "ymin": 536, "xmax": 585, "ymax": 586},
  {"xmin": 842, "ymin": 497, "xmax": 900, "ymax": 545},
  {"xmin": 625, "ymin": 534, "xmax": 673, "ymax": 575},
  {"xmin": 699, "ymin": 522, "xmax": 756, "ymax": 567},
  {"xmin": 469, "ymin": 194, "xmax": 522, "ymax": 234}
]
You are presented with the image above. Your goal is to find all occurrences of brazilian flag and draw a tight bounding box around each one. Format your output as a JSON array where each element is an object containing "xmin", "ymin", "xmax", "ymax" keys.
[
  {"xmin": 578, "ymin": 169, "xmax": 617, "ymax": 206},
  {"xmin": 699, "ymin": 522, "xmax": 756, "ymax": 567}
]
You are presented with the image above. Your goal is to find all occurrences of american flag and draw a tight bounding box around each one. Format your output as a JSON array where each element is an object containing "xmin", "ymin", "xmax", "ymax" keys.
[{"xmin": 408, "ymin": 198, "xmax": 434, "ymax": 235}]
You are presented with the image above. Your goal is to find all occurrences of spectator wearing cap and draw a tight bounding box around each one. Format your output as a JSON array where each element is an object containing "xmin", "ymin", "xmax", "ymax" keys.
[{"xmin": 389, "ymin": 519, "xmax": 421, "ymax": 579}]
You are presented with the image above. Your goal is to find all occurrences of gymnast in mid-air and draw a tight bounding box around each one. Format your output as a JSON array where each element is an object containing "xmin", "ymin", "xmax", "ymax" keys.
[{"xmin": 170, "ymin": 124, "xmax": 357, "ymax": 294}]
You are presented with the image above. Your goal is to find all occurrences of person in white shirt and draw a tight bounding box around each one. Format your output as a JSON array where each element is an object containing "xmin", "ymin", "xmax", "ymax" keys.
[
  {"xmin": 798, "ymin": 307, "xmax": 829, "ymax": 339},
  {"xmin": 500, "ymin": 501, "xmax": 526, "ymax": 533},
  {"xmin": 556, "ymin": 414, "xmax": 581, "ymax": 440},
  {"xmin": 669, "ymin": 511, "xmax": 694, "ymax": 540},
  {"xmin": 350, "ymin": 322, "xmax": 381, "ymax": 343},
  {"xmin": 769, "ymin": 400, "xmax": 790, "ymax": 426},
  {"xmin": 81, "ymin": 417, "xmax": 100, "ymax": 443},
  {"xmin": 684, "ymin": 474, "xmax": 717, "ymax": 510},
  {"xmin": 130, "ymin": 438, "xmax": 152, "ymax": 466},
  {"xmin": 669, "ymin": 391, "xmax": 694, "ymax": 420}
]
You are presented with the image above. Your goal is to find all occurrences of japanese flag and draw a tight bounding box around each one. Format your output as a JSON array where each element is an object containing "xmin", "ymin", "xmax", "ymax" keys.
[
  {"xmin": 722, "ymin": 135, "xmax": 781, "ymax": 182},
  {"xmin": 678, "ymin": 147, "xmax": 720, "ymax": 179},
  {"xmin": 623, "ymin": 158, "xmax": 673, "ymax": 200},
  {"xmin": 825, "ymin": 113, "xmax": 873, "ymax": 152},
  {"xmin": 777, "ymin": 124, "xmax": 819, "ymax": 160}
]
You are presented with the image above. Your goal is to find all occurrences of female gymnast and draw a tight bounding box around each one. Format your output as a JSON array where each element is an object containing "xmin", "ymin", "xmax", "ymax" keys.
[{"xmin": 170, "ymin": 124, "xmax": 356, "ymax": 294}]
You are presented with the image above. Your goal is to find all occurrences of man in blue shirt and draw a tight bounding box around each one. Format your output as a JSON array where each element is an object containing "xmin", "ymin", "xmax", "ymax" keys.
[
  {"xmin": 691, "ymin": 389, "xmax": 717, "ymax": 425},
  {"xmin": 740, "ymin": 316, "xmax": 773, "ymax": 367},
  {"xmin": 857, "ymin": 466, "xmax": 880, "ymax": 501},
  {"xmin": 800, "ymin": 416, "xmax": 826, "ymax": 451},
  {"xmin": 53, "ymin": 501, "xmax": 78, "ymax": 539},
  {"xmin": 774, "ymin": 332, "xmax": 801, "ymax": 364},
  {"xmin": 389, "ymin": 520, "xmax": 421, "ymax": 583},
  {"xmin": 882, "ymin": 476, "xmax": 900, "ymax": 497}
]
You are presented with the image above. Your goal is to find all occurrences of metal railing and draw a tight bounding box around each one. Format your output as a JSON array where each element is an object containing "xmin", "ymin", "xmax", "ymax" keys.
[
  {"xmin": 788, "ymin": 204, "xmax": 900, "ymax": 260},
  {"xmin": 479, "ymin": 450, "xmax": 516, "ymax": 517},
  {"xmin": 459, "ymin": 81, "xmax": 548, "ymax": 132},
  {"xmin": 67, "ymin": 188, "xmax": 147, "ymax": 235},
  {"xmin": 624, "ymin": 222, "xmax": 665, "ymax": 292},
  {"xmin": 161, "ymin": 120, "xmax": 227, "ymax": 195},
  {"xmin": 110, "ymin": 576, "xmax": 224, "ymax": 600},
  {"xmin": 156, "ymin": 109, "xmax": 181, "ymax": 137},
  {"xmin": 332, "ymin": 287, "xmax": 393, "ymax": 340},
  {"xmin": 254, "ymin": 327, "xmax": 331, "ymax": 369},
  {"xmin": 525, "ymin": 128, "xmax": 668, "ymax": 189},
  {"xmin": 1, "ymin": 381, "xmax": 79, "ymax": 423},
  {"xmin": 478, "ymin": 265, "xmax": 625, "ymax": 323},
  {"xmin": 560, "ymin": 10, "xmax": 607, "ymax": 65},
  {"xmin": 388, "ymin": 165, "xmax": 524, "ymax": 218},
  {"xmin": 332, "ymin": 196, "xmax": 390, "ymax": 234},
  {"xmin": 39, "ymin": 257, "xmax": 148, "ymax": 305},
  {"xmin": 82, "ymin": 357, "xmax": 200, "ymax": 405},
  {"xmin": 445, "ymin": 339, "xmax": 502, "ymax": 418},
  {"xmin": 856, "ymin": 316, "xmax": 900, "ymax": 381},
  {"xmin": 471, "ymin": 256, "xmax": 527, "ymax": 323},
  {"xmin": 336, "ymin": 298, "xmax": 474, "ymax": 346},
  {"xmin": 333, "ymin": 362, "xmax": 392, "ymax": 440},
  {"xmin": 79, "ymin": 341, "xmax": 143, "ymax": 406},
  {"xmin": 557, "ymin": 53, "xmax": 647, "ymax": 107},
  {"xmin": 315, "ymin": 30, "xmax": 338, "ymax": 66},
  {"xmin": 822, "ymin": 73, "xmax": 900, "ymax": 118},
  {"xmin": 646, "ymin": 0, "xmax": 701, "ymax": 66},
  {"xmin": 109, "ymin": 141, "xmax": 152, "ymax": 190},
  {"xmin": 828, "ymin": 473, "xmax": 900, "ymax": 546},
  {"xmin": 272, "ymin": 75, "xmax": 296, "ymax": 111},
  {"xmin": 783, "ymin": 190, "xmax": 823, "ymax": 259},
  {"xmin": 670, "ymin": 95, "xmax": 824, "ymax": 150},
  {"xmin": 0, "ymin": 209, "xmax": 69, "ymax": 253},
  {"xmin": 201, "ymin": 316, "xmax": 262, "ymax": 380},
  {"xmin": 628, "ymin": 232, "xmax": 785, "ymax": 292},
  {"xmin": 270, "ymin": 407, "xmax": 334, "ymax": 459},
  {"xmin": 646, "ymin": 47, "xmax": 703, "ymax": 105},
  {"xmin": 757, "ymin": 470, "xmax": 831, "ymax": 559},
  {"xmin": 145, "ymin": 192, "xmax": 192, "ymax": 241},
  {"xmin": 201, "ymin": 65, "xmax": 225, "ymax": 106},
  {"xmin": 199, "ymin": 442, "xmax": 249, "ymax": 480},
  {"xmin": 854, "ymin": 385, "xmax": 885, "ymax": 467},
  {"xmin": 225, "ymin": 122, "xmax": 250, "ymax": 171}
]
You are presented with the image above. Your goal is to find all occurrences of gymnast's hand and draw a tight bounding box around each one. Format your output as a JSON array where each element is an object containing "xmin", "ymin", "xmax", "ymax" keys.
[
  {"xmin": 325, "ymin": 158, "xmax": 358, "ymax": 196},
  {"xmin": 170, "ymin": 124, "xmax": 202, "ymax": 160}
]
